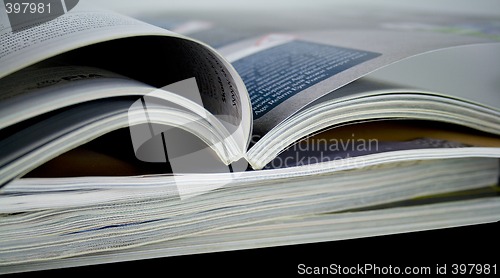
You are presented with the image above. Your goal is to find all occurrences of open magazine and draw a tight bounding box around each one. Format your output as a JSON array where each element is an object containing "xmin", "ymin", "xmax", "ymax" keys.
[{"xmin": 0, "ymin": 2, "xmax": 499, "ymax": 272}]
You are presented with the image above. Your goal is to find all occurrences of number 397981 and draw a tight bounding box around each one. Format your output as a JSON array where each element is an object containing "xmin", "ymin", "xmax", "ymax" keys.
[{"xmin": 5, "ymin": 2, "xmax": 51, "ymax": 14}]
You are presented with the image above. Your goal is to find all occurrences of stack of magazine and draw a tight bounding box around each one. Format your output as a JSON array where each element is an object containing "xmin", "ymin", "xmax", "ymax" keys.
[{"xmin": 0, "ymin": 2, "xmax": 499, "ymax": 273}]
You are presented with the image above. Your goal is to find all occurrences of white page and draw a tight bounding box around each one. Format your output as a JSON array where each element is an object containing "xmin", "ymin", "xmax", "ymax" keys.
[
  {"xmin": 0, "ymin": 3, "xmax": 253, "ymax": 154},
  {"xmin": 0, "ymin": 3, "xmax": 173, "ymax": 78},
  {"xmin": 226, "ymin": 30, "xmax": 495, "ymax": 135},
  {"xmin": 366, "ymin": 43, "xmax": 500, "ymax": 110}
]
